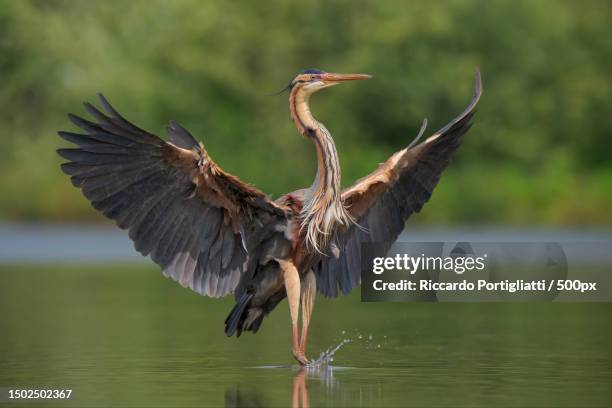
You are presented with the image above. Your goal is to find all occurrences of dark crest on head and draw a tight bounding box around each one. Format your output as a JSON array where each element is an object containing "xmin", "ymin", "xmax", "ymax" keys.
[{"xmin": 301, "ymin": 68, "xmax": 325, "ymax": 75}]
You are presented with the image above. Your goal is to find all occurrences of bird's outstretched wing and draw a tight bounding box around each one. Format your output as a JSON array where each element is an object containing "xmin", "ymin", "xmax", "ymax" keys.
[
  {"xmin": 58, "ymin": 95, "xmax": 290, "ymax": 298},
  {"xmin": 314, "ymin": 71, "xmax": 483, "ymax": 297}
]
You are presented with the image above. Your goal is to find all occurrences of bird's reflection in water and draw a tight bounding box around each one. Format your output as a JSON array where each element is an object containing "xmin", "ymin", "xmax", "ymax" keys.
[
  {"xmin": 225, "ymin": 365, "xmax": 339, "ymax": 408},
  {"xmin": 224, "ymin": 387, "xmax": 265, "ymax": 408},
  {"xmin": 293, "ymin": 365, "xmax": 339, "ymax": 408},
  {"xmin": 292, "ymin": 368, "xmax": 309, "ymax": 408}
]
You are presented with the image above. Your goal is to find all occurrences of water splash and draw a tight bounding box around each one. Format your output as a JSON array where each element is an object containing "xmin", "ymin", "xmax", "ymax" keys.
[{"xmin": 306, "ymin": 338, "xmax": 351, "ymax": 368}]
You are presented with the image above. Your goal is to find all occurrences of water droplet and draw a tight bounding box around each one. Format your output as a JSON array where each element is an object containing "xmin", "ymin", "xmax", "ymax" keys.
[
  {"xmin": 307, "ymin": 338, "xmax": 350, "ymax": 367},
  {"xmin": 377, "ymin": 344, "xmax": 381, "ymax": 348},
  {"xmin": 358, "ymin": 335, "xmax": 362, "ymax": 339}
]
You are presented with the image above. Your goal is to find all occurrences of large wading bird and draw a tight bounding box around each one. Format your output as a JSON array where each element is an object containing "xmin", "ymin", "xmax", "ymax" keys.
[{"xmin": 58, "ymin": 69, "xmax": 482, "ymax": 364}]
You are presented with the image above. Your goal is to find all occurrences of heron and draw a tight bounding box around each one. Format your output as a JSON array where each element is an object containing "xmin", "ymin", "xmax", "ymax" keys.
[{"xmin": 58, "ymin": 69, "xmax": 482, "ymax": 365}]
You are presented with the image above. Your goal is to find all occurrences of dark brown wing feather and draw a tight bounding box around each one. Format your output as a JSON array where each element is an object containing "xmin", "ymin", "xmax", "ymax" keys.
[
  {"xmin": 314, "ymin": 70, "xmax": 483, "ymax": 297},
  {"xmin": 58, "ymin": 95, "xmax": 290, "ymax": 298}
]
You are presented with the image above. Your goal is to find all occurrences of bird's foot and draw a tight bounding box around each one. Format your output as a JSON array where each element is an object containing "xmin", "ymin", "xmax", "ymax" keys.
[{"xmin": 293, "ymin": 350, "xmax": 310, "ymax": 366}]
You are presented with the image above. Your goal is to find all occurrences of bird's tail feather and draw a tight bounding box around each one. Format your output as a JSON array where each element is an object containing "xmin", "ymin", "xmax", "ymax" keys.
[{"xmin": 224, "ymin": 292, "xmax": 254, "ymax": 337}]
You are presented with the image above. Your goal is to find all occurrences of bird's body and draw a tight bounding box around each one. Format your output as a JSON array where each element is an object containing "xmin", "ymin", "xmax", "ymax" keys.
[{"xmin": 58, "ymin": 69, "xmax": 482, "ymax": 365}]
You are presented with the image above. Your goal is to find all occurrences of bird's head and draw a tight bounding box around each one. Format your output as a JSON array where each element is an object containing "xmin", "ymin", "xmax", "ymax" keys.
[{"xmin": 288, "ymin": 69, "xmax": 371, "ymax": 96}]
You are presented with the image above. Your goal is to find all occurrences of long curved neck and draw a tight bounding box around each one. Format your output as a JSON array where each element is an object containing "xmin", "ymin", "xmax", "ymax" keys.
[
  {"xmin": 289, "ymin": 87, "xmax": 351, "ymax": 253},
  {"xmin": 290, "ymin": 88, "xmax": 341, "ymax": 199}
]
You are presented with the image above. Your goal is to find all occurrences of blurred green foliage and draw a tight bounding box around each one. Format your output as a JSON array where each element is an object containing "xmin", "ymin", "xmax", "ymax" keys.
[{"xmin": 1, "ymin": 0, "xmax": 611, "ymax": 225}]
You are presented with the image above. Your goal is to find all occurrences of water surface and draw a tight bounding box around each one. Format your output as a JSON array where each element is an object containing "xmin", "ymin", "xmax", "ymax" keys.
[
  {"xmin": 2, "ymin": 223, "xmax": 611, "ymax": 263},
  {"xmin": 1, "ymin": 264, "xmax": 611, "ymax": 407}
]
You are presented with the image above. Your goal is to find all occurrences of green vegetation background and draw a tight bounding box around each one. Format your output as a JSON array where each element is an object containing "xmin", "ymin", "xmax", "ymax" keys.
[{"xmin": 1, "ymin": 0, "xmax": 611, "ymax": 225}]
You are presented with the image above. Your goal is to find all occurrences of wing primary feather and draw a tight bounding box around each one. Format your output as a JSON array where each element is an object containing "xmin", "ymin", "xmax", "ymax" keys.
[
  {"xmin": 97, "ymin": 94, "xmax": 156, "ymax": 138},
  {"xmin": 167, "ymin": 120, "xmax": 199, "ymax": 150},
  {"xmin": 406, "ymin": 118, "xmax": 428, "ymax": 149}
]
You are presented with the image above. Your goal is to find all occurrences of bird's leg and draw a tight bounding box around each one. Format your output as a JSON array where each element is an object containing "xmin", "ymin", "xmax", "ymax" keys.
[
  {"xmin": 278, "ymin": 259, "xmax": 309, "ymax": 365},
  {"xmin": 300, "ymin": 270, "xmax": 316, "ymax": 357}
]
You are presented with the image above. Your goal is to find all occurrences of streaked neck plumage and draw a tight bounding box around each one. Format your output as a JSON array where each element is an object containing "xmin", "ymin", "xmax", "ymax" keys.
[{"xmin": 289, "ymin": 86, "xmax": 353, "ymax": 254}]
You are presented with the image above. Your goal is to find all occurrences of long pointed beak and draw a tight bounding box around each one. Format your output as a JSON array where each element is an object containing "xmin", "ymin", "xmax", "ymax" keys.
[{"xmin": 321, "ymin": 73, "xmax": 372, "ymax": 84}]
